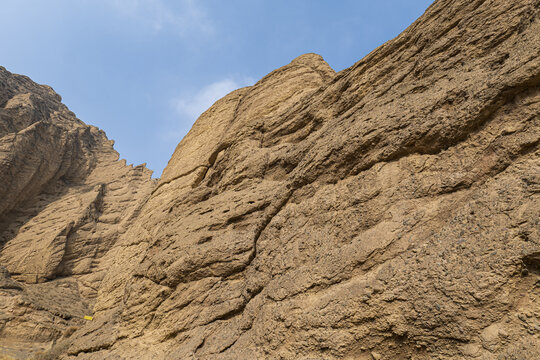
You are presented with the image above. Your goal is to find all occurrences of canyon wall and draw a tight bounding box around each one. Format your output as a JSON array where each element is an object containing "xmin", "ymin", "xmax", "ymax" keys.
[{"xmin": 1, "ymin": 0, "xmax": 539, "ymax": 359}]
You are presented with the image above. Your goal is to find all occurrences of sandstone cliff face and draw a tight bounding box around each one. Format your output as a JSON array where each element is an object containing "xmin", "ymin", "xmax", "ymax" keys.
[
  {"xmin": 0, "ymin": 67, "xmax": 155, "ymax": 357},
  {"xmin": 1, "ymin": 0, "xmax": 540, "ymax": 359}
]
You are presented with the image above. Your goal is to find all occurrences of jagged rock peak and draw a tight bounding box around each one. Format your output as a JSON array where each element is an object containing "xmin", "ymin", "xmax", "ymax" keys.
[
  {"xmin": 0, "ymin": 66, "xmax": 155, "ymax": 358},
  {"xmin": 1, "ymin": 0, "xmax": 539, "ymax": 359}
]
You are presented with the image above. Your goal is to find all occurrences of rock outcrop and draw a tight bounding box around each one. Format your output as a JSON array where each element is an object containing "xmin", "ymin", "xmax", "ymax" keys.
[
  {"xmin": 0, "ymin": 67, "xmax": 155, "ymax": 358},
  {"xmin": 1, "ymin": 0, "xmax": 540, "ymax": 359}
]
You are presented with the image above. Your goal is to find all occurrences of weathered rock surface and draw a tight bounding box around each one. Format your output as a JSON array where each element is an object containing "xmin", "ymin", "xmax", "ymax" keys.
[
  {"xmin": 0, "ymin": 67, "xmax": 155, "ymax": 358},
  {"xmin": 1, "ymin": 0, "xmax": 540, "ymax": 359}
]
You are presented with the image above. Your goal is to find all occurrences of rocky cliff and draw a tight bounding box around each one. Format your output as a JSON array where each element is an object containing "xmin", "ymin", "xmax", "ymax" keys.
[
  {"xmin": 1, "ymin": 0, "xmax": 539, "ymax": 359},
  {"xmin": 0, "ymin": 66, "xmax": 155, "ymax": 357}
]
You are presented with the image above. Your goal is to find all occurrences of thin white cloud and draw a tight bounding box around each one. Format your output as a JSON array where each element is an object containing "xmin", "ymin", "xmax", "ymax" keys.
[
  {"xmin": 160, "ymin": 77, "xmax": 254, "ymax": 143},
  {"xmin": 173, "ymin": 77, "xmax": 254, "ymax": 120},
  {"xmin": 107, "ymin": 0, "xmax": 213, "ymax": 36}
]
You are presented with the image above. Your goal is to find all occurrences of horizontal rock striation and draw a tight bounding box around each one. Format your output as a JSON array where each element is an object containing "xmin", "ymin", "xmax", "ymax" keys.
[
  {"xmin": 0, "ymin": 67, "xmax": 155, "ymax": 357},
  {"xmin": 1, "ymin": 0, "xmax": 540, "ymax": 359}
]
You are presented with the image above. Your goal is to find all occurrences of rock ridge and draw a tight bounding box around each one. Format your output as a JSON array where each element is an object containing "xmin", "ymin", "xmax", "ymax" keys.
[{"xmin": 1, "ymin": 0, "xmax": 540, "ymax": 359}]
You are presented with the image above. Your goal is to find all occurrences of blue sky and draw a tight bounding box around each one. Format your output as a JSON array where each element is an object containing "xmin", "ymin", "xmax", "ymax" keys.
[{"xmin": 1, "ymin": 0, "xmax": 433, "ymax": 177}]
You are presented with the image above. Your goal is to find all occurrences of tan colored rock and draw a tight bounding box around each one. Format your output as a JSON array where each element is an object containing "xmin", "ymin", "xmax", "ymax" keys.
[
  {"xmin": 2, "ymin": 0, "xmax": 540, "ymax": 359},
  {"xmin": 0, "ymin": 66, "xmax": 155, "ymax": 356}
]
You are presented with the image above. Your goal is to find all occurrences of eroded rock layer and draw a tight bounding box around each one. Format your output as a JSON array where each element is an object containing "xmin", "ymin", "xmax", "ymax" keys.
[
  {"xmin": 0, "ymin": 67, "xmax": 155, "ymax": 358},
  {"xmin": 1, "ymin": 0, "xmax": 540, "ymax": 359}
]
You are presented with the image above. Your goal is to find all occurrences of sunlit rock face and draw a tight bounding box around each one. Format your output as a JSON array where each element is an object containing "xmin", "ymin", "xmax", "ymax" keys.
[
  {"xmin": 1, "ymin": 0, "xmax": 539, "ymax": 359},
  {"xmin": 0, "ymin": 66, "xmax": 155, "ymax": 357}
]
